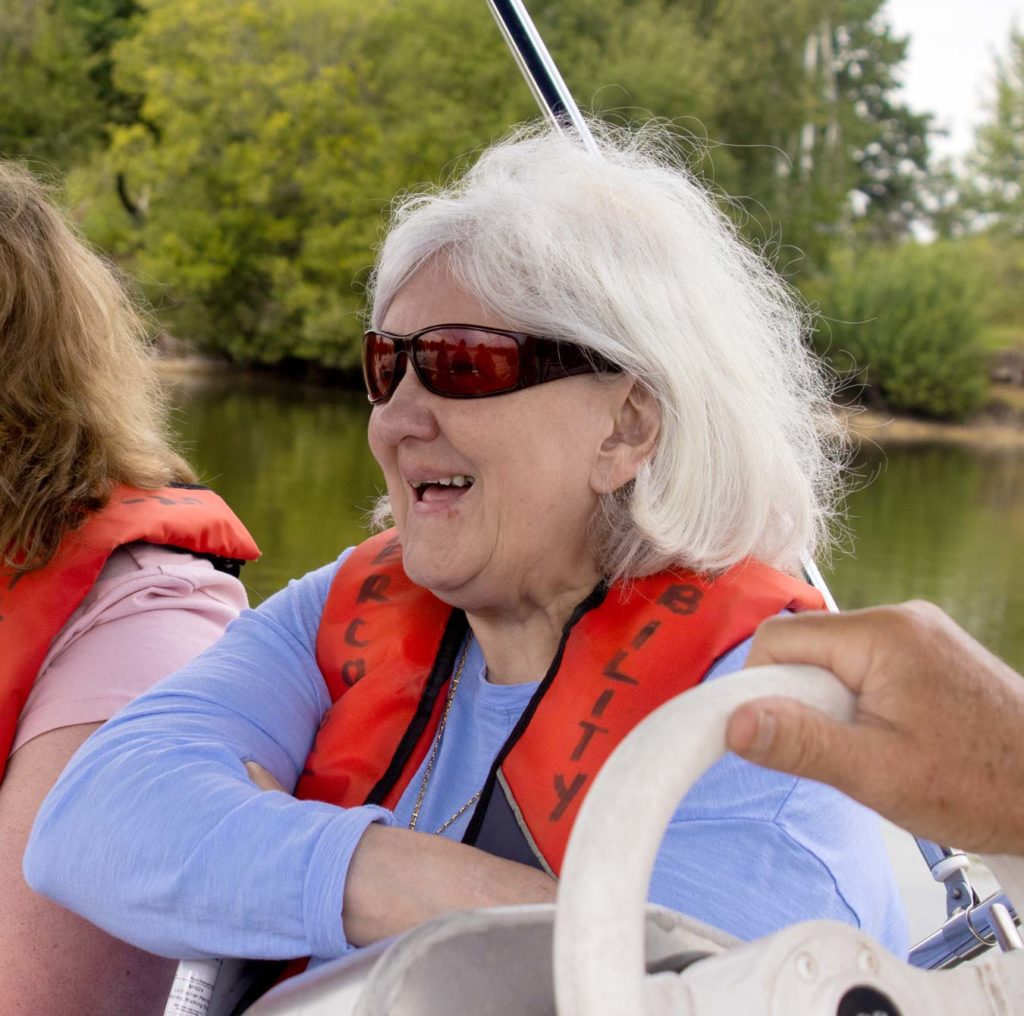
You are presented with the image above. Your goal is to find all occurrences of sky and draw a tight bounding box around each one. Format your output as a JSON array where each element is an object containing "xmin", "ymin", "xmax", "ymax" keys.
[{"xmin": 882, "ymin": 0, "xmax": 1022, "ymax": 161}]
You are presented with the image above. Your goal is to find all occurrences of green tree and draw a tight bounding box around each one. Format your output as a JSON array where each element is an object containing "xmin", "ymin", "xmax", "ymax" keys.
[
  {"xmin": 88, "ymin": 0, "xmax": 925, "ymax": 364},
  {"xmin": 0, "ymin": 0, "xmax": 105, "ymax": 166},
  {"xmin": 107, "ymin": 0, "xmax": 380, "ymax": 364},
  {"xmin": 688, "ymin": 0, "xmax": 928, "ymax": 266},
  {"xmin": 967, "ymin": 27, "xmax": 1024, "ymax": 237},
  {"xmin": 918, "ymin": 158, "xmax": 973, "ymax": 239},
  {"xmin": 61, "ymin": 0, "xmax": 145, "ymax": 131},
  {"xmin": 833, "ymin": 4, "xmax": 931, "ymax": 242},
  {"xmin": 0, "ymin": 0, "xmax": 146, "ymax": 168},
  {"xmin": 104, "ymin": 0, "xmax": 535, "ymax": 365},
  {"xmin": 530, "ymin": 0, "xmax": 717, "ymax": 145}
]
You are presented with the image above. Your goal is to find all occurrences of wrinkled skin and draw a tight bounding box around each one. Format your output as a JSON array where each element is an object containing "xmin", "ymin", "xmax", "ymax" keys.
[
  {"xmin": 727, "ymin": 601, "xmax": 1024, "ymax": 855},
  {"xmin": 368, "ymin": 259, "xmax": 658, "ymax": 684}
]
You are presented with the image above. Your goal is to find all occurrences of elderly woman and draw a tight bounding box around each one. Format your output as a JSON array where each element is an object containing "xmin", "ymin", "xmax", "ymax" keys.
[{"xmin": 26, "ymin": 124, "xmax": 906, "ymax": 978}]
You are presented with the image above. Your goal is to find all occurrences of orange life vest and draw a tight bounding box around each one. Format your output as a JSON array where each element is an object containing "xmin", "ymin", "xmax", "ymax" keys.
[
  {"xmin": 0, "ymin": 485, "xmax": 259, "ymax": 780},
  {"xmin": 296, "ymin": 530, "xmax": 823, "ymax": 874}
]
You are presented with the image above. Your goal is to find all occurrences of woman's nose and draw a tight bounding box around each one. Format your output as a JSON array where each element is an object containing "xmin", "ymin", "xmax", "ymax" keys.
[{"xmin": 369, "ymin": 365, "xmax": 440, "ymax": 444}]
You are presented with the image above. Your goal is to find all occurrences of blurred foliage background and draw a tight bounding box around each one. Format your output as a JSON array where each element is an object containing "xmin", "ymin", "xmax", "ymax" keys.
[{"xmin": 3, "ymin": 0, "xmax": 1023, "ymax": 418}]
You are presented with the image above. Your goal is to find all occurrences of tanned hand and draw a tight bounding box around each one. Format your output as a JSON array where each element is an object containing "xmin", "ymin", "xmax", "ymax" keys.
[{"xmin": 726, "ymin": 601, "xmax": 1024, "ymax": 855}]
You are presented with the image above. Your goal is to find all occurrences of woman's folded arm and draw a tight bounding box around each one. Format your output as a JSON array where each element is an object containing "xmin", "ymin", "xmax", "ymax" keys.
[{"xmin": 23, "ymin": 555, "xmax": 396, "ymax": 961}]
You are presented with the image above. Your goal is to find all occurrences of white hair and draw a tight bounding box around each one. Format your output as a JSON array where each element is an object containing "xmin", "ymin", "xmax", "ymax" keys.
[{"xmin": 368, "ymin": 121, "xmax": 846, "ymax": 579}]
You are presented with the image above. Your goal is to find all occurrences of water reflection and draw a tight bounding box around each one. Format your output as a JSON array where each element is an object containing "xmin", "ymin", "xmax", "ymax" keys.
[
  {"xmin": 169, "ymin": 375, "xmax": 1024, "ymax": 671},
  {"xmin": 168, "ymin": 375, "xmax": 382, "ymax": 602},
  {"xmin": 827, "ymin": 444, "xmax": 1024, "ymax": 671}
]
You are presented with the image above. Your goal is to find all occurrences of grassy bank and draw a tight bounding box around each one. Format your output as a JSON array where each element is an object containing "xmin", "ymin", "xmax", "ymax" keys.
[{"xmin": 845, "ymin": 385, "xmax": 1024, "ymax": 449}]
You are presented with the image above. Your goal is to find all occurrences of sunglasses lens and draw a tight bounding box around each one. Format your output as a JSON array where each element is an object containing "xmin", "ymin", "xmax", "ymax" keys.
[
  {"xmin": 363, "ymin": 332, "xmax": 397, "ymax": 403},
  {"xmin": 416, "ymin": 328, "xmax": 520, "ymax": 397}
]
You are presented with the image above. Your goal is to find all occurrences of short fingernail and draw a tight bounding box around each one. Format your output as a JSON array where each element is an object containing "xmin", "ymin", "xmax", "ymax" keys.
[{"xmin": 749, "ymin": 708, "xmax": 777, "ymax": 756}]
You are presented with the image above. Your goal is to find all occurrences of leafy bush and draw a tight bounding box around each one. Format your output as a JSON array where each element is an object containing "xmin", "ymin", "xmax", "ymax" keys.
[
  {"xmin": 962, "ymin": 233, "xmax": 1024, "ymax": 339},
  {"xmin": 809, "ymin": 242, "xmax": 988, "ymax": 420}
]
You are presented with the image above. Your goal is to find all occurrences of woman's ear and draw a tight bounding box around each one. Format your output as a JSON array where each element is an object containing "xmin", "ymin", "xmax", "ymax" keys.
[{"xmin": 591, "ymin": 381, "xmax": 661, "ymax": 495}]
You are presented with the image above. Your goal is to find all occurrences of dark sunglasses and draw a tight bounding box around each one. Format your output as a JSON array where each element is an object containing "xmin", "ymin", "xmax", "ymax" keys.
[{"xmin": 362, "ymin": 324, "xmax": 620, "ymax": 404}]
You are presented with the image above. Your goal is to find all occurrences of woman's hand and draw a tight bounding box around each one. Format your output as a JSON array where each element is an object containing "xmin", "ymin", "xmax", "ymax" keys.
[
  {"xmin": 244, "ymin": 759, "xmax": 555, "ymax": 946},
  {"xmin": 245, "ymin": 761, "xmax": 286, "ymax": 792},
  {"xmin": 342, "ymin": 823, "xmax": 558, "ymax": 946}
]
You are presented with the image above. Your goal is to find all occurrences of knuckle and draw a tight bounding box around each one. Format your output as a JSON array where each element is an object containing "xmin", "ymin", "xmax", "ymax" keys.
[
  {"xmin": 874, "ymin": 599, "xmax": 934, "ymax": 643},
  {"xmin": 752, "ymin": 613, "xmax": 784, "ymax": 644},
  {"xmin": 900, "ymin": 600, "xmax": 956, "ymax": 650},
  {"xmin": 777, "ymin": 712, "xmax": 822, "ymax": 776},
  {"xmin": 900, "ymin": 598, "xmax": 944, "ymax": 627}
]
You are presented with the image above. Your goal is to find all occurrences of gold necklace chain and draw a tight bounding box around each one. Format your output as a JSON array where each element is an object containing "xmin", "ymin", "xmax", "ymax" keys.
[{"xmin": 408, "ymin": 637, "xmax": 481, "ymax": 836}]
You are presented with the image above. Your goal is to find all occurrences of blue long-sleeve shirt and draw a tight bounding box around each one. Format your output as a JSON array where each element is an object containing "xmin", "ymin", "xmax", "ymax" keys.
[{"xmin": 25, "ymin": 549, "xmax": 908, "ymax": 963}]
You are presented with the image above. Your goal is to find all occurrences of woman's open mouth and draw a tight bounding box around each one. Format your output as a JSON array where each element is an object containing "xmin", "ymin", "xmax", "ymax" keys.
[{"xmin": 410, "ymin": 475, "xmax": 475, "ymax": 507}]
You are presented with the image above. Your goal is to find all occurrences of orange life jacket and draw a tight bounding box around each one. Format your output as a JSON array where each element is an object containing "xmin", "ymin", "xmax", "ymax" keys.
[
  {"xmin": 296, "ymin": 530, "xmax": 823, "ymax": 874},
  {"xmin": 0, "ymin": 485, "xmax": 259, "ymax": 780}
]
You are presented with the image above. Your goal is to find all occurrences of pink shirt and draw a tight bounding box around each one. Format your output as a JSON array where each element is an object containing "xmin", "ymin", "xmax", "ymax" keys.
[{"xmin": 10, "ymin": 542, "xmax": 248, "ymax": 756}]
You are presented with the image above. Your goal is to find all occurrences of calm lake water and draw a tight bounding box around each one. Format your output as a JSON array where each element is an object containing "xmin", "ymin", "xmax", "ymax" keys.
[
  {"xmin": 168, "ymin": 372, "xmax": 1022, "ymax": 942},
  {"xmin": 168, "ymin": 373, "xmax": 1024, "ymax": 673}
]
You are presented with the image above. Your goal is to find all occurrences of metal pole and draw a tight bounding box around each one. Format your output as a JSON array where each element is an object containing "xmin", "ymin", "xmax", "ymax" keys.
[
  {"xmin": 486, "ymin": 0, "xmax": 599, "ymax": 154},
  {"xmin": 799, "ymin": 555, "xmax": 839, "ymax": 613}
]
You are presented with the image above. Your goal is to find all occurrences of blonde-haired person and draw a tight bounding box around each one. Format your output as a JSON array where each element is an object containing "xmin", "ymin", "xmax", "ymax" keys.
[
  {"xmin": 28, "ymin": 123, "xmax": 904, "ymax": 988},
  {"xmin": 0, "ymin": 161, "xmax": 258, "ymax": 1014}
]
